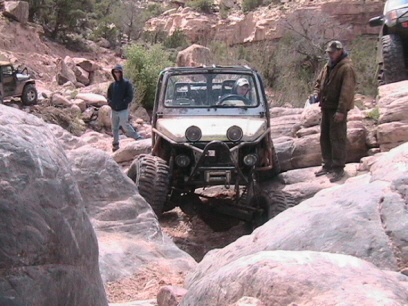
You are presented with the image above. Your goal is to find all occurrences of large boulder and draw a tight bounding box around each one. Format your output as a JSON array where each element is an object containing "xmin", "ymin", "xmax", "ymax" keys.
[
  {"xmin": 186, "ymin": 143, "xmax": 408, "ymax": 288},
  {"xmin": 182, "ymin": 251, "xmax": 408, "ymax": 306},
  {"xmin": 48, "ymin": 127, "xmax": 197, "ymax": 290},
  {"xmin": 0, "ymin": 105, "xmax": 108, "ymax": 305},
  {"xmin": 177, "ymin": 44, "xmax": 213, "ymax": 67},
  {"xmin": 3, "ymin": 1, "xmax": 29, "ymax": 23}
]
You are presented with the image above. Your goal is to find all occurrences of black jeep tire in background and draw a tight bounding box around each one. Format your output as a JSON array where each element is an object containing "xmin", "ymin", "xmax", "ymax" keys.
[
  {"xmin": 127, "ymin": 154, "xmax": 170, "ymax": 217},
  {"xmin": 381, "ymin": 34, "xmax": 407, "ymax": 84},
  {"xmin": 21, "ymin": 84, "xmax": 38, "ymax": 105}
]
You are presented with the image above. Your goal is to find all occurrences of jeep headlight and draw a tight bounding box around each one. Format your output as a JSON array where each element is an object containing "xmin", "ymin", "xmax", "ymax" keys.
[
  {"xmin": 227, "ymin": 125, "xmax": 243, "ymax": 142},
  {"xmin": 243, "ymin": 153, "xmax": 258, "ymax": 166},
  {"xmin": 185, "ymin": 125, "xmax": 202, "ymax": 142},
  {"xmin": 175, "ymin": 154, "xmax": 191, "ymax": 167}
]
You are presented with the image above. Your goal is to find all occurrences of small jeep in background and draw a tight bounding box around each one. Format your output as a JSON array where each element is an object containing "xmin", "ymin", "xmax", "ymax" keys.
[
  {"xmin": 128, "ymin": 66, "xmax": 291, "ymax": 229},
  {"xmin": 0, "ymin": 61, "xmax": 38, "ymax": 105},
  {"xmin": 369, "ymin": 0, "xmax": 408, "ymax": 84}
]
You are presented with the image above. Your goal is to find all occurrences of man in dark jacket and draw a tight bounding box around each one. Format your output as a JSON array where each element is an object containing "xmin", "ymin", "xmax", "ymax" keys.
[
  {"xmin": 312, "ymin": 40, "xmax": 356, "ymax": 182},
  {"xmin": 107, "ymin": 64, "xmax": 142, "ymax": 152}
]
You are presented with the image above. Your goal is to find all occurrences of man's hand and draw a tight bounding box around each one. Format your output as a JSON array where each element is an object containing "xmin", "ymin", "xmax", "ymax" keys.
[{"xmin": 333, "ymin": 112, "xmax": 345, "ymax": 123}]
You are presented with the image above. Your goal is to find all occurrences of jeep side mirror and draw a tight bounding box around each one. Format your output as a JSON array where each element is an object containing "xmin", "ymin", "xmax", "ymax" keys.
[{"xmin": 369, "ymin": 15, "xmax": 384, "ymax": 27}]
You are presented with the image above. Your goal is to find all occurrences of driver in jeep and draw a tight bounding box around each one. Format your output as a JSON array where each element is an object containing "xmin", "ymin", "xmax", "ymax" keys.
[{"xmin": 234, "ymin": 78, "xmax": 251, "ymax": 98}]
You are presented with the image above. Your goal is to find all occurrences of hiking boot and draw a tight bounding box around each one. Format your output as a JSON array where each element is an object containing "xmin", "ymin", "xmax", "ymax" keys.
[
  {"xmin": 135, "ymin": 134, "xmax": 144, "ymax": 140},
  {"xmin": 330, "ymin": 170, "xmax": 345, "ymax": 183},
  {"xmin": 314, "ymin": 167, "xmax": 331, "ymax": 177},
  {"xmin": 112, "ymin": 143, "xmax": 119, "ymax": 152}
]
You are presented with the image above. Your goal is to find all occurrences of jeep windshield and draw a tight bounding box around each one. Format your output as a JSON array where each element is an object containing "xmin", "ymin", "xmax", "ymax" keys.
[
  {"xmin": 164, "ymin": 73, "xmax": 259, "ymax": 108},
  {"xmin": 385, "ymin": 0, "xmax": 408, "ymax": 11}
]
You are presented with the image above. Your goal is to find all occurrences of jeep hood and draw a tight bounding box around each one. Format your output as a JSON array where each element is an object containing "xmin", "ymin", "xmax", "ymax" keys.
[{"xmin": 156, "ymin": 116, "xmax": 268, "ymax": 142}]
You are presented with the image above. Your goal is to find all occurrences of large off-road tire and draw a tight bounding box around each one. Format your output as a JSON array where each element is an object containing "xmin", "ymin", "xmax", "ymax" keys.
[
  {"xmin": 0, "ymin": 92, "xmax": 3, "ymax": 104},
  {"xmin": 127, "ymin": 154, "xmax": 169, "ymax": 217},
  {"xmin": 21, "ymin": 84, "xmax": 38, "ymax": 105},
  {"xmin": 248, "ymin": 189, "xmax": 294, "ymax": 230},
  {"xmin": 381, "ymin": 34, "xmax": 407, "ymax": 84}
]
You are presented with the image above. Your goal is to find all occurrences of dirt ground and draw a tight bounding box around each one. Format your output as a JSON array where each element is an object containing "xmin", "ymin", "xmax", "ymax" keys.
[{"xmin": 106, "ymin": 207, "xmax": 249, "ymax": 303}]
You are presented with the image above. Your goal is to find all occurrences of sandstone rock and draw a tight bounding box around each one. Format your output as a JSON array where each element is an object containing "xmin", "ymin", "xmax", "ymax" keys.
[
  {"xmin": 82, "ymin": 106, "xmax": 96, "ymax": 122},
  {"xmin": 377, "ymin": 80, "xmax": 408, "ymax": 107},
  {"xmin": 90, "ymin": 68, "xmax": 112, "ymax": 85},
  {"xmin": 274, "ymin": 136, "xmax": 295, "ymax": 172},
  {"xmin": 71, "ymin": 98, "xmax": 87, "ymax": 112},
  {"xmin": 75, "ymin": 65, "xmax": 91, "ymax": 86},
  {"xmin": 186, "ymin": 144, "xmax": 408, "ymax": 291},
  {"xmin": 377, "ymin": 122, "xmax": 408, "ymax": 151},
  {"xmin": 112, "ymin": 139, "xmax": 151, "ymax": 163},
  {"xmin": 379, "ymin": 96, "xmax": 408, "ymax": 124},
  {"xmin": 97, "ymin": 104, "xmax": 112, "ymax": 129},
  {"xmin": 51, "ymin": 93, "xmax": 71, "ymax": 107},
  {"xmin": 157, "ymin": 286, "xmax": 188, "ymax": 306},
  {"xmin": 3, "ymin": 1, "xmax": 28, "ymax": 23},
  {"xmin": 73, "ymin": 57, "xmax": 101, "ymax": 72},
  {"xmin": 66, "ymin": 147, "xmax": 197, "ymax": 283},
  {"xmin": 182, "ymin": 251, "xmax": 408, "ymax": 306},
  {"xmin": 229, "ymin": 296, "xmax": 265, "ymax": 306},
  {"xmin": 291, "ymin": 134, "xmax": 321, "ymax": 169},
  {"xmin": 56, "ymin": 57, "xmax": 76, "ymax": 85},
  {"xmin": 76, "ymin": 92, "xmax": 107, "ymax": 107},
  {"xmin": 177, "ymin": 44, "xmax": 213, "ymax": 67},
  {"xmin": 300, "ymin": 103, "xmax": 320, "ymax": 128},
  {"xmin": 270, "ymin": 113, "xmax": 301, "ymax": 138},
  {"xmin": 132, "ymin": 105, "xmax": 151, "ymax": 122},
  {"xmin": 0, "ymin": 105, "xmax": 108, "ymax": 305}
]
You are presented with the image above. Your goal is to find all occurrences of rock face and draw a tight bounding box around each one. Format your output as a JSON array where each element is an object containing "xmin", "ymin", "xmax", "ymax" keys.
[
  {"xmin": 144, "ymin": 1, "xmax": 383, "ymax": 46},
  {"xmin": 0, "ymin": 105, "xmax": 108, "ymax": 305},
  {"xmin": 183, "ymin": 142, "xmax": 408, "ymax": 305},
  {"xmin": 377, "ymin": 80, "xmax": 408, "ymax": 151},
  {"xmin": 273, "ymin": 104, "xmax": 369, "ymax": 171}
]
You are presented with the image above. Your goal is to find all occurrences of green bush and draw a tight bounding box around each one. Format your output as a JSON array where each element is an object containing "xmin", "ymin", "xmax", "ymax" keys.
[
  {"xmin": 125, "ymin": 44, "xmax": 174, "ymax": 110},
  {"xmin": 242, "ymin": 0, "xmax": 262, "ymax": 13},
  {"xmin": 367, "ymin": 107, "xmax": 380, "ymax": 121},
  {"xmin": 189, "ymin": 0, "xmax": 214, "ymax": 14},
  {"xmin": 350, "ymin": 36, "xmax": 378, "ymax": 97},
  {"xmin": 164, "ymin": 29, "xmax": 190, "ymax": 49}
]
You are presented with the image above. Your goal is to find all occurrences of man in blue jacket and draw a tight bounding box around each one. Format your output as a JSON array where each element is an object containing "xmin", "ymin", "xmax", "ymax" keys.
[{"xmin": 107, "ymin": 64, "xmax": 142, "ymax": 152}]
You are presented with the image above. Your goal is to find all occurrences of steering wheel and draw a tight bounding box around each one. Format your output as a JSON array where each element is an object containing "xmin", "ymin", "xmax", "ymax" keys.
[{"xmin": 218, "ymin": 94, "xmax": 251, "ymax": 106}]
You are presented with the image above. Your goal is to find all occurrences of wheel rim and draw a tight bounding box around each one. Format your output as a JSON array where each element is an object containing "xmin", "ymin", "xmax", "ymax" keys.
[{"xmin": 27, "ymin": 90, "xmax": 36, "ymax": 102}]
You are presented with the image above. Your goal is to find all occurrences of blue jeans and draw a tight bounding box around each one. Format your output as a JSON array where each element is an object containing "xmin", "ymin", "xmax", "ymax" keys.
[{"xmin": 111, "ymin": 108, "xmax": 140, "ymax": 145}]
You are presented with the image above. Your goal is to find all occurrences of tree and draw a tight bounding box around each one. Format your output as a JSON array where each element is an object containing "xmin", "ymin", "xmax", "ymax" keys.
[{"xmin": 125, "ymin": 44, "xmax": 173, "ymax": 110}]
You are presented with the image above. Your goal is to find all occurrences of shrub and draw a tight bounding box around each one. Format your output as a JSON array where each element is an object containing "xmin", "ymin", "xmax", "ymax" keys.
[
  {"xmin": 189, "ymin": 0, "xmax": 214, "ymax": 14},
  {"xmin": 367, "ymin": 107, "xmax": 380, "ymax": 121},
  {"xmin": 349, "ymin": 36, "xmax": 378, "ymax": 97},
  {"xmin": 164, "ymin": 29, "xmax": 190, "ymax": 49},
  {"xmin": 125, "ymin": 44, "xmax": 174, "ymax": 110},
  {"xmin": 242, "ymin": 0, "xmax": 262, "ymax": 13}
]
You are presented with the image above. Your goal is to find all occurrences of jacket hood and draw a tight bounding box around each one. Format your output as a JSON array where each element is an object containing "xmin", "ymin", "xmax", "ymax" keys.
[{"xmin": 111, "ymin": 64, "xmax": 124, "ymax": 80}]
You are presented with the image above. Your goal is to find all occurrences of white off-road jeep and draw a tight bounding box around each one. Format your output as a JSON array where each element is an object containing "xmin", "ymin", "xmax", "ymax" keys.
[{"xmin": 128, "ymin": 66, "xmax": 289, "ymax": 228}]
